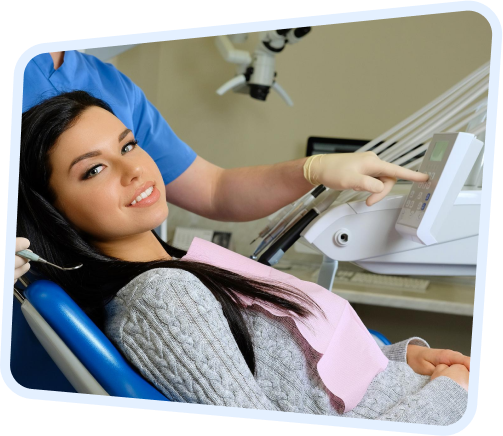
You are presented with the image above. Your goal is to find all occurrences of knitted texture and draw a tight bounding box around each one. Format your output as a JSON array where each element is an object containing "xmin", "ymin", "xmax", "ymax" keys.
[{"xmin": 105, "ymin": 268, "xmax": 467, "ymax": 424}]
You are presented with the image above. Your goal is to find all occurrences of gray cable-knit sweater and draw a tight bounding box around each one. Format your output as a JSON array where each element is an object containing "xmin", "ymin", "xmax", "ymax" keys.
[{"xmin": 104, "ymin": 268, "xmax": 468, "ymax": 425}]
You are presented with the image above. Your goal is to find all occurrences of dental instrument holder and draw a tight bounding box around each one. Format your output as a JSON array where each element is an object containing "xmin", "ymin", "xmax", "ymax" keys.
[{"xmin": 395, "ymin": 132, "xmax": 483, "ymax": 245}]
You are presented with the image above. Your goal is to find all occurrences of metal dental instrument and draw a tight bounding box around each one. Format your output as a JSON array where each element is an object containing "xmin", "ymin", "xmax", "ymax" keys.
[{"xmin": 16, "ymin": 249, "xmax": 83, "ymax": 271}]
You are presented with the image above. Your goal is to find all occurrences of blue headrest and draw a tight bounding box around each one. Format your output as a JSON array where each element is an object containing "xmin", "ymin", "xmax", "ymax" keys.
[{"xmin": 24, "ymin": 280, "xmax": 168, "ymax": 401}]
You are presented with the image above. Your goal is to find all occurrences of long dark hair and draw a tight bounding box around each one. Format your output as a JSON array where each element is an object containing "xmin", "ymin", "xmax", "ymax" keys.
[{"xmin": 17, "ymin": 91, "xmax": 321, "ymax": 374}]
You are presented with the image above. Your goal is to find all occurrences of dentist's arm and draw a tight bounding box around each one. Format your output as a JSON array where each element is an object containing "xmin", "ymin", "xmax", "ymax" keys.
[
  {"xmin": 164, "ymin": 156, "xmax": 312, "ymax": 221},
  {"xmin": 164, "ymin": 152, "xmax": 428, "ymax": 222}
]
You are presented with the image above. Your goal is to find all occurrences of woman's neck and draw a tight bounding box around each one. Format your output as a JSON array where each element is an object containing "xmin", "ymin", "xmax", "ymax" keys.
[{"xmin": 92, "ymin": 231, "xmax": 172, "ymax": 262}]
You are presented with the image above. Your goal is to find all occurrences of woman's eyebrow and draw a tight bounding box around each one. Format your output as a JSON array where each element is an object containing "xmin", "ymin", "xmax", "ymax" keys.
[
  {"xmin": 69, "ymin": 129, "xmax": 133, "ymax": 172},
  {"xmin": 118, "ymin": 128, "xmax": 132, "ymax": 142},
  {"xmin": 69, "ymin": 150, "xmax": 102, "ymax": 172}
]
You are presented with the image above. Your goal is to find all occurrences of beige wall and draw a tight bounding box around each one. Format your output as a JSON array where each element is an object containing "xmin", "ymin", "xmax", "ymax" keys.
[
  {"xmin": 112, "ymin": 11, "xmax": 492, "ymax": 259},
  {"xmin": 115, "ymin": 11, "xmax": 491, "ymax": 170}
]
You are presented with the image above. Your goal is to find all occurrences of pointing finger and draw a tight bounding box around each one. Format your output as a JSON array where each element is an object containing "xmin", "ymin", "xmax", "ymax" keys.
[
  {"xmin": 398, "ymin": 168, "xmax": 429, "ymax": 182},
  {"xmin": 378, "ymin": 161, "xmax": 429, "ymax": 182}
]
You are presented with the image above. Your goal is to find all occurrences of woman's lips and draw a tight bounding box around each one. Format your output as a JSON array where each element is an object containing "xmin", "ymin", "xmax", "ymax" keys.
[
  {"xmin": 128, "ymin": 186, "xmax": 161, "ymax": 208},
  {"xmin": 128, "ymin": 181, "xmax": 155, "ymax": 205}
]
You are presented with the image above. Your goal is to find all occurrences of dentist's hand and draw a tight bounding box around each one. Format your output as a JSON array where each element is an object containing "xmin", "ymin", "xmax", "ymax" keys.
[
  {"xmin": 15, "ymin": 237, "xmax": 31, "ymax": 283},
  {"xmin": 407, "ymin": 344, "xmax": 470, "ymax": 376},
  {"xmin": 304, "ymin": 152, "xmax": 429, "ymax": 206}
]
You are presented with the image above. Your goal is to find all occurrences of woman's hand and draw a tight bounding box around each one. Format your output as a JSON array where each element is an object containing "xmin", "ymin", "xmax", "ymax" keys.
[
  {"xmin": 407, "ymin": 344, "xmax": 470, "ymax": 376},
  {"xmin": 431, "ymin": 364, "xmax": 469, "ymax": 391},
  {"xmin": 305, "ymin": 152, "xmax": 429, "ymax": 206},
  {"xmin": 15, "ymin": 237, "xmax": 31, "ymax": 283}
]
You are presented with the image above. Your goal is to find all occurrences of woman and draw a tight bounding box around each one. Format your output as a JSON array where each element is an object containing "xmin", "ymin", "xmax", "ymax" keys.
[{"xmin": 17, "ymin": 91, "xmax": 469, "ymax": 425}]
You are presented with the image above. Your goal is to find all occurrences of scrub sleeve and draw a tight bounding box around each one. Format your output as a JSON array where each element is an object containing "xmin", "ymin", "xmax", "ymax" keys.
[{"xmin": 22, "ymin": 50, "xmax": 197, "ymax": 185}]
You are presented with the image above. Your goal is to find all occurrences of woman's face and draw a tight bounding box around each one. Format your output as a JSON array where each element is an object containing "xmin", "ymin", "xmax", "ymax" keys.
[{"xmin": 48, "ymin": 106, "xmax": 169, "ymax": 243}]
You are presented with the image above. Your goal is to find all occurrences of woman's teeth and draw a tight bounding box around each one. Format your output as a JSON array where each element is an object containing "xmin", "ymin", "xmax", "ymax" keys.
[{"xmin": 130, "ymin": 186, "xmax": 154, "ymax": 205}]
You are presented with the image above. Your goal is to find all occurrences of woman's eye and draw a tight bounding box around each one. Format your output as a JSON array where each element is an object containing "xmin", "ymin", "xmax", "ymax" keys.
[
  {"xmin": 84, "ymin": 165, "xmax": 104, "ymax": 179},
  {"xmin": 122, "ymin": 140, "xmax": 138, "ymax": 155}
]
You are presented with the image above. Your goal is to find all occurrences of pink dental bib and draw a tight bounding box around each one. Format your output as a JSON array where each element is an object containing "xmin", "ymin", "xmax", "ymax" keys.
[{"xmin": 182, "ymin": 238, "xmax": 388, "ymax": 412}]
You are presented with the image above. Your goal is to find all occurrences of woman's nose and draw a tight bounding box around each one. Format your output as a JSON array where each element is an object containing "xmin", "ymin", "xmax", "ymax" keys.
[{"xmin": 120, "ymin": 160, "xmax": 143, "ymax": 185}]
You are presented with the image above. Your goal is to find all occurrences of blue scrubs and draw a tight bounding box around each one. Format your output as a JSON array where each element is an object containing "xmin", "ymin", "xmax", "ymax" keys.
[{"xmin": 23, "ymin": 51, "xmax": 197, "ymax": 185}]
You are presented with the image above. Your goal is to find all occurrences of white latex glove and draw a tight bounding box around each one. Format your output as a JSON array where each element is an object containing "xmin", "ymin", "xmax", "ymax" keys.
[
  {"xmin": 306, "ymin": 152, "xmax": 429, "ymax": 206},
  {"xmin": 15, "ymin": 237, "xmax": 31, "ymax": 284}
]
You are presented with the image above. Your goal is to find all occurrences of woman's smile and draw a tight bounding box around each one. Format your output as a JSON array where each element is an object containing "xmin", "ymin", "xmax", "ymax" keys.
[{"xmin": 128, "ymin": 184, "xmax": 161, "ymax": 207}]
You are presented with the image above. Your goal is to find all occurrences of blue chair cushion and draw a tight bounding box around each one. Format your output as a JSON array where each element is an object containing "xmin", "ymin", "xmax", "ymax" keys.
[
  {"xmin": 24, "ymin": 280, "xmax": 168, "ymax": 401},
  {"xmin": 368, "ymin": 329, "xmax": 392, "ymax": 346}
]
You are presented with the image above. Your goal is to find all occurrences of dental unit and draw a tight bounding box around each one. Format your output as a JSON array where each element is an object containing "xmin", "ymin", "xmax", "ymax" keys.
[{"xmin": 251, "ymin": 62, "xmax": 489, "ymax": 289}]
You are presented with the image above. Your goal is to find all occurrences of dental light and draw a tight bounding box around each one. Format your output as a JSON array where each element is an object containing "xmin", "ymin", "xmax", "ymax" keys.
[{"xmin": 215, "ymin": 29, "xmax": 311, "ymax": 106}]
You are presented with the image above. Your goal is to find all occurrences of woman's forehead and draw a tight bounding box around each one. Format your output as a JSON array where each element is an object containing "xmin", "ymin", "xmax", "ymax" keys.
[{"xmin": 52, "ymin": 107, "xmax": 127, "ymax": 157}]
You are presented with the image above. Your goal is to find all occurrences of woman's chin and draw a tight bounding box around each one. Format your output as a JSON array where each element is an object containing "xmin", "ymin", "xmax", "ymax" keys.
[
  {"xmin": 84, "ymin": 207, "xmax": 169, "ymax": 242},
  {"xmin": 150, "ymin": 208, "xmax": 169, "ymax": 230}
]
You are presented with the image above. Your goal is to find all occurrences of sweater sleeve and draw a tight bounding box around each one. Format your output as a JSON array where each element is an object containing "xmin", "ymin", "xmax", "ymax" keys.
[
  {"xmin": 380, "ymin": 337, "xmax": 430, "ymax": 362},
  {"xmin": 105, "ymin": 268, "xmax": 278, "ymax": 410},
  {"xmin": 375, "ymin": 376, "xmax": 468, "ymax": 425}
]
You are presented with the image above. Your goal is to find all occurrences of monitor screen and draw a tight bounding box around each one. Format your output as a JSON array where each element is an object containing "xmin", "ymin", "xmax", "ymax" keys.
[{"xmin": 306, "ymin": 137, "xmax": 369, "ymax": 156}]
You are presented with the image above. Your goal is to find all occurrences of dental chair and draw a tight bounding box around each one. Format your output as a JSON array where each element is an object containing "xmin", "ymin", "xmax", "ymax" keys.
[
  {"xmin": 14, "ymin": 279, "xmax": 168, "ymax": 400},
  {"xmin": 13, "ymin": 279, "xmax": 390, "ymax": 398}
]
